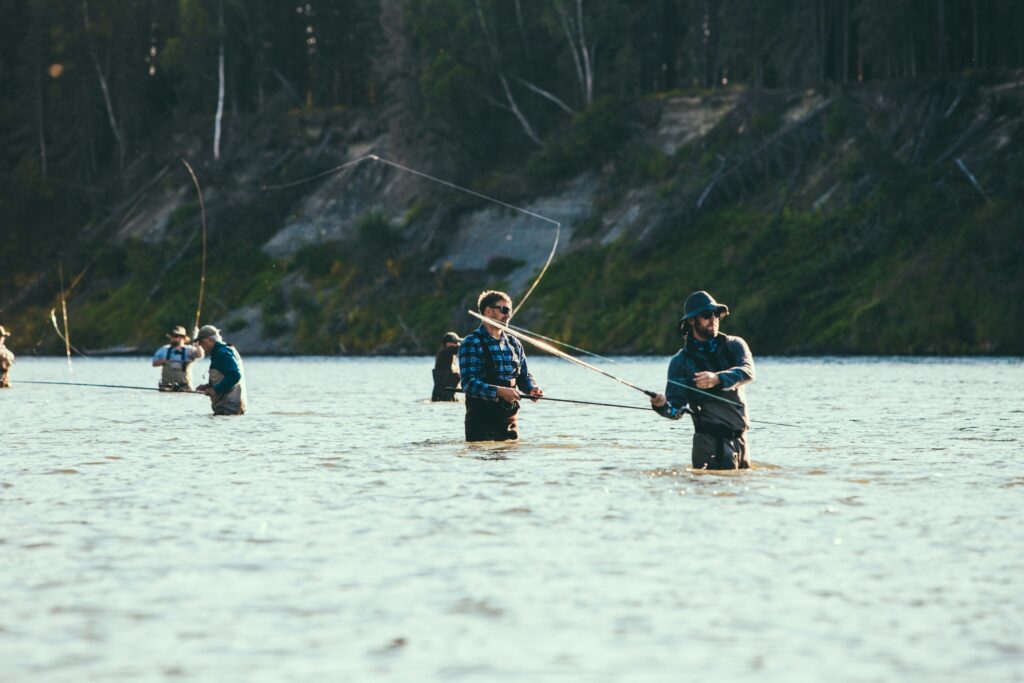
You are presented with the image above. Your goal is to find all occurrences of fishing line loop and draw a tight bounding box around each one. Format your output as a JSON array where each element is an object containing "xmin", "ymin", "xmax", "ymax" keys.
[{"xmin": 260, "ymin": 154, "xmax": 560, "ymax": 316}]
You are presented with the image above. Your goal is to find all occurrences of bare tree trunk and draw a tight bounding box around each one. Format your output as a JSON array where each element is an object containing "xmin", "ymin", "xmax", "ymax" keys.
[
  {"xmin": 33, "ymin": 13, "xmax": 47, "ymax": 179},
  {"xmin": 499, "ymin": 77, "xmax": 542, "ymax": 146},
  {"xmin": 82, "ymin": 0, "xmax": 124, "ymax": 168},
  {"xmin": 557, "ymin": 5, "xmax": 585, "ymax": 102},
  {"xmin": 971, "ymin": 0, "xmax": 978, "ymax": 67},
  {"xmin": 842, "ymin": 0, "xmax": 849, "ymax": 83},
  {"xmin": 937, "ymin": 0, "xmax": 946, "ymax": 74},
  {"xmin": 514, "ymin": 0, "xmax": 532, "ymax": 63},
  {"xmin": 213, "ymin": 0, "xmax": 225, "ymax": 160},
  {"xmin": 36, "ymin": 74, "xmax": 47, "ymax": 178},
  {"xmin": 474, "ymin": 0, "xmax": 544, "ymax": 146},
  {"xmin": 817, "ymin": 0, "xmax": 826, "ymax": 84},
  {"xmin": 576, "ymin": 0, "xmax": 593, "ymax": 103},
  {"xmin": 556, "ymin": 1, "xmax": 593, "ymax": 105},
  {"xmin": 514, "ymin": 77, "xmax": 576, "ymax": 115},
  {"xmin": 704, "ymin": 0, "xmax": 720, "ymax": 88}
]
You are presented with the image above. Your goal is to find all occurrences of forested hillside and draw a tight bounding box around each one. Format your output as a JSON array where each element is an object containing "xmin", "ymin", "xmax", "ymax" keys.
[{"xmin": 1, "ymin": 1, "xmax": 1022, "ymax": 355}]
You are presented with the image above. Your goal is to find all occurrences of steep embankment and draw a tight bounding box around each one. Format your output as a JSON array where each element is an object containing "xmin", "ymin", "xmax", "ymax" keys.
[{"xmin": 6, "ymin": 73, "xmax": 1023, "ymax": 355}]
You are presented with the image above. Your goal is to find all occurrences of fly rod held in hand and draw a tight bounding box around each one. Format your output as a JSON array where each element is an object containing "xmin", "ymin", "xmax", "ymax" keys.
[{"xmin": 447, "ymin": 388, "xmax": 656, "ymax": 412}]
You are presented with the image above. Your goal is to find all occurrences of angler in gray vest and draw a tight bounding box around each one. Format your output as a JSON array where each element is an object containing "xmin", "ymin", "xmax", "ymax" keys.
[
  {"xmin": 193, "ymin": 324, "xmax": 247, "ymax": 416},
  {"xmin": 0, "ymin": 326, "xmax": 14, "ymax": 388},
  {"xmin": 152, "ymin": 325, "xmax": 204, "ymax": 391},
  {"xmin": 650, "ymin": 291, "xmax": 755, "ymax": 469}
]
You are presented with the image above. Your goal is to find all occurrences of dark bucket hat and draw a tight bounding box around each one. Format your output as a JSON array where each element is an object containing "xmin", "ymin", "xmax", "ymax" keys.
[
  {"xmin": 677, "ymin": 290, "xmax": 729, "ymax": 330},
  {"xmin": 442, "ymin": 331, "xmax": 462, "ymax": 344}
]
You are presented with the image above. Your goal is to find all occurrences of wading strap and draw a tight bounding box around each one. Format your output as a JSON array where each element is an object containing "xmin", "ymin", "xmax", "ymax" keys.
[{"xmin": 479, "ymin": 334, "xmax": 517, "ymax": 388}]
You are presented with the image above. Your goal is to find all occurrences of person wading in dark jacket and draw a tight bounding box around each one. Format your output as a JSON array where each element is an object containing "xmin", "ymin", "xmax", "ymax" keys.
[
  {"xmin": 431, "ymin": 332, "xmax": 462, "ymax": 401},
  {"xmin": 193, "ymin": 324, "xmax": 247, "ymax": 416},
  {"xmin": 650, "ymin": 291, "xmax": 755, "ymax": 469},
  {"xmin": 458, "ymin": 290, "xmax": 543, "ymax": 441}
]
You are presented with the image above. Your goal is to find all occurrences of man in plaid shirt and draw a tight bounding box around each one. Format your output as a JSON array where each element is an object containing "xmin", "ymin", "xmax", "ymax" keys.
[{"xmin": 458, "ymin": 290, "xmax": 543, "ymax": 441}]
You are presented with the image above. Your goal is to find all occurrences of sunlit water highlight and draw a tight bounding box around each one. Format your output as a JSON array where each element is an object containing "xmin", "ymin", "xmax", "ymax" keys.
[{"xmin": 2, "ymin": 356, "xmax": 1022, "ymax": 682}]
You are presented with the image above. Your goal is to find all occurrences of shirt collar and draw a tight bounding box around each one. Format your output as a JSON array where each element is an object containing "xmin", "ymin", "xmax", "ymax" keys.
[{"xmin": 477, "ymin": 323, "xmax": 506, "ymax": 341}]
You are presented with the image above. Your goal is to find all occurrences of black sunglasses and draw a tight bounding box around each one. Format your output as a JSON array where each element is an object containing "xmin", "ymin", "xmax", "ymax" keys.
[
  {"xmin": 699, "ymin": 310, "xmax": 721, "ymax": 321},
  {"xmin": 487, "ymin": 305, "xmax": 512, "ymax": 315}
]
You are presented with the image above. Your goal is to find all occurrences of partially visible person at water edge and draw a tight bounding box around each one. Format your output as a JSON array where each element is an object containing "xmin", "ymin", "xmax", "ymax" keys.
[
  {"xmin": 0, "ymin": 326, "xmax": 14, "ymax": 388},
  {"xmin": 458, "ymin": 290, "xmax": 542, "ymax": 442},
  {"xmin": 152, "ymin": 325, "xmax": 204, "ymax": 392},
  {"xmin": 432, "ymin": 331, "xmax": 462, "ymax": 402},
  {"xmin": 650, "ymin": 291, "xmax": 755, "ymax": 470},
  {"xmin": 193, "ymin": 325, "xmax": 247, "ymax": 416}
]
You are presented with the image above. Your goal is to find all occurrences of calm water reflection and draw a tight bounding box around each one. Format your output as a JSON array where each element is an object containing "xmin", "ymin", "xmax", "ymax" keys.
[{"xmin": 2, "ymin": 356, "xmax": 1022, "ymax": 682}]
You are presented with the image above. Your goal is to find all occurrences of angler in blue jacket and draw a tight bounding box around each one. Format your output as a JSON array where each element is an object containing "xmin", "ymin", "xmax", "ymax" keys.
[
  {"xmin": 194, "ymin": 325, "xmax": 247, "ymax": 415},
  {"xmin": 651, "ymin": 291, "xmax": 755, "ymax": 469}
]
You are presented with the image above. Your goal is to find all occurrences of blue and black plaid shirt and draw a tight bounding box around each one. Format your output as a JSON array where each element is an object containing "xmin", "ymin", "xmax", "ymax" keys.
[{"xmin": 458, "ymin": 324, "xmax": 537, "ymax": 401}]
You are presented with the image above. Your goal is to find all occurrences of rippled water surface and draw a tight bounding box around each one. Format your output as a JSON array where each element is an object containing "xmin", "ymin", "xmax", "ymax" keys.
[{"xmin": 2, "ymin": 356, "xmax": 1023, "ymax": 682}]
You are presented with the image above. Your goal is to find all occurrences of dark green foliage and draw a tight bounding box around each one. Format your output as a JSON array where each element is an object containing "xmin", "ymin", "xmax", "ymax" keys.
[
  {"xmin": 355, "ymin": 211, "xmax": 403, "ymax": 254},
  {"xmin": 486, "ymin": 256, "xmax": 526, "ymax": 275},
  {"xmin": 527, "ymin": 98, "xmax": 626, "ymax": 184},
  {"xmin": 3, "ymin": 1, "xmax": 1024, "ymax": 355}
]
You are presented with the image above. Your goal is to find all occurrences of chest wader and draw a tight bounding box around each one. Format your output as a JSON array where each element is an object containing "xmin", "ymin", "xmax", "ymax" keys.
[
  {"xmin": 431, "ymin": 370, "xmax": 460, "ymax": 401},
  {"xmin": 159, "ymin": 346, "xmax": 194, "ymax": 392},
  {"xmin": 687, "ymin": 337, "xmax": 750, "ymax": 470},
  {"xmin": 208, "ymin": 350, "xmax": 246, "ymax": 416},
  {"xmin": 465, "ymin": 338, "xmax": 520, "ymax": 442},
  {"xmin": 1, "ymin": 348, "xmax": 14, "ymax": 388},
  {"xmin": 431, "ymin": 349, "xmax": 460, "ymax": 402}
]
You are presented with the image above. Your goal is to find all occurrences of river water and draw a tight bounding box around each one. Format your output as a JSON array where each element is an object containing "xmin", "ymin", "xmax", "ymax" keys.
[{"xmin": 2, "ymin": 356, "xmax": 1022, "ymax": 682}]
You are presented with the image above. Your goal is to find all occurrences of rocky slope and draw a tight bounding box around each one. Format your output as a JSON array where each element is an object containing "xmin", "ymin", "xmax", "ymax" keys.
[{"xmin": 5, "ymin": 72, "xmax": 1023, "ymax": 355}]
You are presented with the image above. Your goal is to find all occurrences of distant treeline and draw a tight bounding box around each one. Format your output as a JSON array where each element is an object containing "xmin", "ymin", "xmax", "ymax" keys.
[{"xmin": 2, "ymin": 0, "xmax": 1023, "ymax": 279}]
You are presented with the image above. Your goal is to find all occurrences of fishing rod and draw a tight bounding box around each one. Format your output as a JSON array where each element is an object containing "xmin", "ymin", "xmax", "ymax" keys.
[
  {"xmin": 468, "ymin": 310, "xmax": 656, "ymax": 397},
  {"xmin": 179, "ymin": 157, "xmax": 208, "ymax": 337},
  {"xmin": 17, "ymin": 380, "xmax": 204, "ymax": 394},
  {"xmin": 447, "ymin": 388, "xmax": 654, "ymax": 411},
  {"xmin": 26, "ymin": 165, "xmax": 170, "ymax": 356},
  {"xmin": 49, "ymin": 309, "xmax": 86, "ymax": 358},
  {"xmin": 468, "ymin": 312, "xmax": 801, "ymax": 429},
  {"xmin": 477, "ymin": 311, "xmax": 745, "ymax": 408},
  {"xmin": 506, "ymin": 322, "xmax": 619, "ymax": 365},
  {"xmin": 260, "ymin": 154, "xmax": 560, "ymax": 317},
  {"xmin": 505, "ymin": 322, "xmax": 746, "ymax": 411},
  {"xmin": 57, "ymin": 262, "xmax": 73, "ymax": 371}
]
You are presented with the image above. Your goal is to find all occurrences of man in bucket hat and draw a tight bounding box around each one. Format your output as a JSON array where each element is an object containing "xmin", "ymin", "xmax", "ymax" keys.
[
  {"xmin": 152, "ymin": 325, "xmax": 204, "ymax": 392},
  {"xmin": 650, "ymin": 290, "xmax": 755, "ymax": 469},
  {"xmin": 193, "ymin": 324, "xmax": 247, "ymax": 415},
  {"xmin": 0, "ymin": 326, "xmax": 14, "ymax": 388}
]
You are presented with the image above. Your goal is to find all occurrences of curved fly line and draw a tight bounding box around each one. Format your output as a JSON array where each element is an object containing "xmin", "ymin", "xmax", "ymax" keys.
[{"xmin": 261, "ymin": 154, "xmax": 560, "ymax": 319}]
